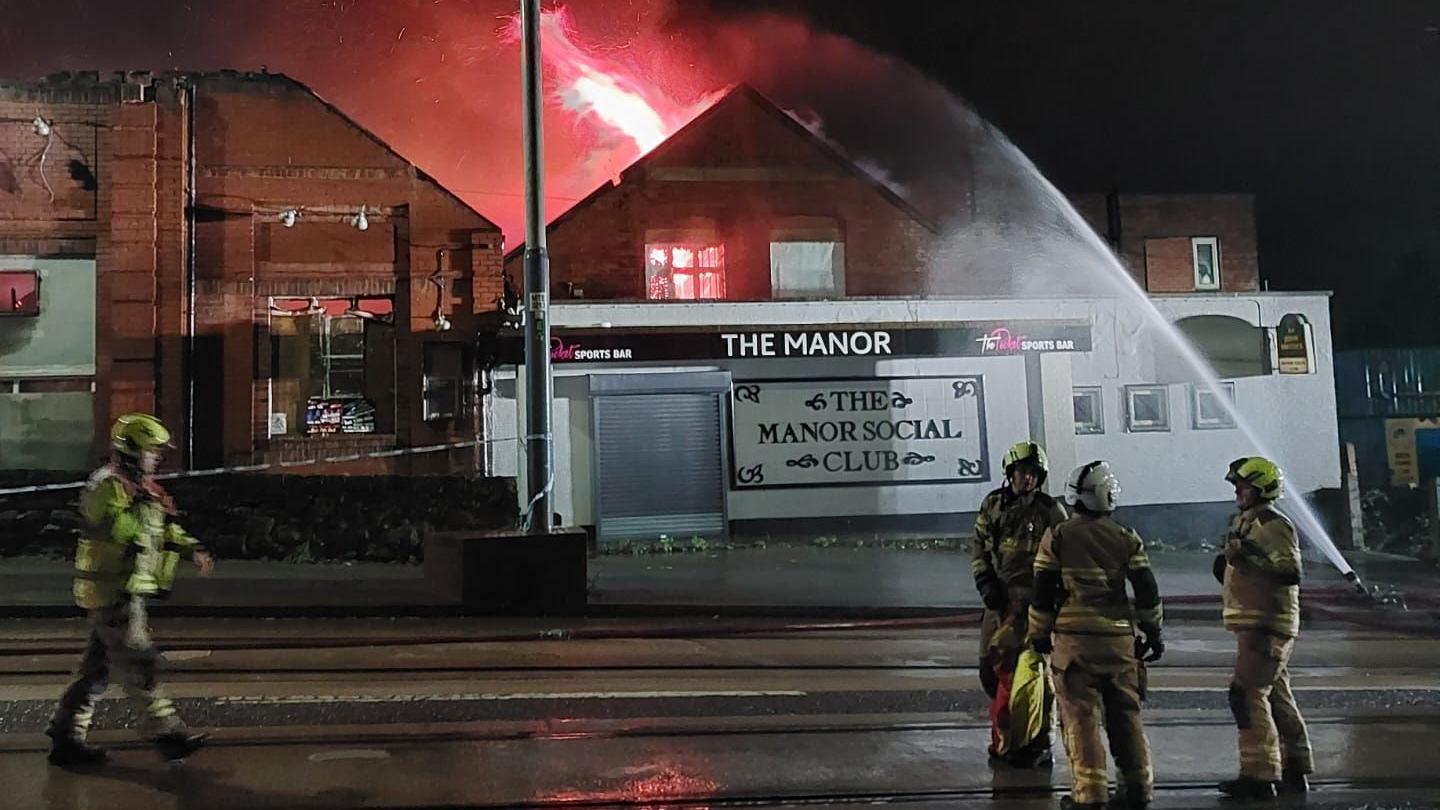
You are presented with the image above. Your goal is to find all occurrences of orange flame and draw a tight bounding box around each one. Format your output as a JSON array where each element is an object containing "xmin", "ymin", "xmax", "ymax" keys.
[{"xmin": 506, "ymin": 7, "xmax": 720, "ymax": 160}]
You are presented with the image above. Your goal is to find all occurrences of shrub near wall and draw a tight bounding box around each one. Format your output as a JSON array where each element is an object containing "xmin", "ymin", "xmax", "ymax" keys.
[{"xmin": 0, "ymin": 474, "xmax": 518, "ymax": 563}]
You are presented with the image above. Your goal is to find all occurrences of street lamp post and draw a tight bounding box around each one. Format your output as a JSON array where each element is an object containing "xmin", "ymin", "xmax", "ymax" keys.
[{"xmin": 520, "ymin": 0, "xmax": 554, "ymax": 532}]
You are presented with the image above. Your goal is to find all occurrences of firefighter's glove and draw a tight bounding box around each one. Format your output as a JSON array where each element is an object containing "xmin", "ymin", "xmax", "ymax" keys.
[
  {"xmin": 1030, "ymin": 635, "xmax": 1053, "ymax": 655},
  {"xmin": 1212, "ymin": 554, "xmax": 1227, "ymax": 585},
  {"xmin": 1136, "ymin": 625, "xmax": 1164, "ymax": 663},
  {"xmin": 977, "ymin": 576, "xmax": 1007, "ymax": 612}
]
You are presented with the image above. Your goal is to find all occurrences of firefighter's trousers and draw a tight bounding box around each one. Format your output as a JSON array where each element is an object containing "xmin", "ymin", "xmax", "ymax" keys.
[
  {"xmin": 48, "ymin": 596, "xmax": 184, "ymax": 742},
  {"xmin": 980, "ymin": 603, "xmax": 1054, "ymax": 762},
  {"xmin": 1229, "ymin": 630, "xmax": 1314, "ymax": 781},
  {"xmin": 1053, "ymin": 660, "xmax": 1153, "ymax": 805}
]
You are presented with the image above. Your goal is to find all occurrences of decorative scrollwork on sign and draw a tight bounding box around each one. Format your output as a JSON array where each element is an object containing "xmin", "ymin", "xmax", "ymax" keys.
[
  {"xmin": 733, "ymin": 385, "xmax": 761, "ymax": 405},
  {"xmin": 956, "ymin": 458, "xmax": 984, "ymax": 477},
  {"xmin": 736, "ymin": 464, "xmax": 765, "ymax": 484},
  {"xmin": 786, "ymin": 454, "xmax": 821, "ymax": 469},
  {"xmin": 890, "ymin": 392, "xmax": 914, "ymax": 409},
  {"xmin": 803, "ymin": 393, "xmax": 828, "ymax": 412},
  {"xmin": 901, "ymin": 452, "xmax": 936, "ymax": 466},
  {"xmin": 952, "ymin": 379, "xmax": 980, "ymax": 400}
]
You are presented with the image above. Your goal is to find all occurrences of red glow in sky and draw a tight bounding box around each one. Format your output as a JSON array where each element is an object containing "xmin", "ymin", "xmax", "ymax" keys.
[
  {"xmin": 0, "ymin": 1, "xmax": 951, "ymax": 244},
  {"xmin": 506, "ymin": 7, "xmax": 723, "ymax": 163}
]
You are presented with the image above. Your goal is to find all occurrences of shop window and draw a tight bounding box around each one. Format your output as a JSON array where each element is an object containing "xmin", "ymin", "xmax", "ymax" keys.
[
  {"xmin": 0, "ymin": 270, "xmax": 40, "ymax": 316},
  {"xmin": 1073, "ymin": 387, "xmax": 1104, "ymax": 435},
  {"xmin": 269, "ymin": 297, "xmax": 395, "ymax": 436},
  {"xmin": 645, "ymin": 243, "xmax": 725, "ymax": 300},
  {"xmin": 1191, "ymin": 382, "xmax": 1236, "ymax": 430},
  {"xmin": 1124, "ymin": 385, "xmax": 1170, "ymax": 433},
  {"xmin": 1192, "ymin": 237, "xmax": 1221, "ymax": 291},
  {"xmin": 423, "ymin": 342, "xmax": 463, "ymax": 422}
]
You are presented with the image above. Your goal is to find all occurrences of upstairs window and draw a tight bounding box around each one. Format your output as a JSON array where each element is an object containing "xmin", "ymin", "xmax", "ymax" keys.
[
  {"xmin": 770, "ymin": 217, "xmax": 845, "ymax": 299},
  {"xmin": 1192, "ymin": 237, "xmax": 1221, "ymax": 291},
  {"xmin": 645, "ymin": 243, "xmax": 725, "ymax": 300}
]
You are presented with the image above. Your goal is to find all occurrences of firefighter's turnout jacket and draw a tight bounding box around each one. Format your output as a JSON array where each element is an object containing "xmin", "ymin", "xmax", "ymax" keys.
[
  {"xmin": 73, "ymin": 465, "xmax": 202, "ymax": 610},
  {"xmin": 1221, "ymin": 504, "xmax": 1301, "ymax": 639}
]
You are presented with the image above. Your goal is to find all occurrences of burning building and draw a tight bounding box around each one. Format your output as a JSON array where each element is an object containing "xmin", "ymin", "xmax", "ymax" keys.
[{"xmin": 489, "ymin": 85, "xmax": 1342, "ymax": 544}]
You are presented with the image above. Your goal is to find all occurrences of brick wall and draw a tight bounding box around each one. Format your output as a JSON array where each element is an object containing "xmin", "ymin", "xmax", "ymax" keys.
[
  {"xmin": 1071, "ymin": 192, "xmax": 1260, "ymax": 293},
  {"xmin": 505, "ymin": 88, "xmax": 935, "ymax": 301},
  {"xmin": 0, "ymin": 71, "xmax": 506, "ymax": 472}
]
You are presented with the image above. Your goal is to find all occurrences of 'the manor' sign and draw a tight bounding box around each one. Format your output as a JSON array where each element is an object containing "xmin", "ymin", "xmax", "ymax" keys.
[
  {"xmin": 496, "ymin": 321, "xmax": 1091, "ymax": 364},
  {"xmin": 730, "ymin": 376, "xmax": 989, "ymax": 489}
]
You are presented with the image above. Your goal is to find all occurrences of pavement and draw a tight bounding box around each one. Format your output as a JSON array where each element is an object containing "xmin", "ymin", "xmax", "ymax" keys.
[
  {"xmin": 2, "ymin": 546, "xmax": 1432, "ymax": 616},
  {"xmin": 1, "ymin": 618, "xmax": 1438, "ymax": 809}
]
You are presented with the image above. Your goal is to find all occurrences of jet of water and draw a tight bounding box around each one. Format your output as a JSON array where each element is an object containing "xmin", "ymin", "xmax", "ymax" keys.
[{"xmin": 939, "ymin": 117, "xmax": 1361, "ymax": 588}]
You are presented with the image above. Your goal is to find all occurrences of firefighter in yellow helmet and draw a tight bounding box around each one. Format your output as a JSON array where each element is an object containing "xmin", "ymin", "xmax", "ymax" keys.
[
  {"xmin": 46, "ymin": 414, "xmax": 214, "ymax": 768},
  {"xmin": 972, "ymin": 441, "xmax": 1068, "ymax": 767},
  {"xmin": 1214, "ymin": 456, "xmax": 1313, "ymax": 800},
  {"xmin": 1029, "ymin": 461, "xmax": 1163, "ymax": 809}
]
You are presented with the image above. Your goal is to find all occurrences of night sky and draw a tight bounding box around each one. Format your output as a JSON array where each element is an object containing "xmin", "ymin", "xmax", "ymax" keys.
[
  {"xmin": 681, "ymin": 0, "xmax": 1440, "ymax": 350},
  {"xmin": 0, "ymin": 0, "xmax": 1435, "ymax": 349}
]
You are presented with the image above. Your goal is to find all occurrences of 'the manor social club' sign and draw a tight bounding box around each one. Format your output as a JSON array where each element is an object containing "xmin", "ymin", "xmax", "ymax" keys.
[{"xmin": 730, "ymin": 377, "xmax": 989, "ymax": 489}]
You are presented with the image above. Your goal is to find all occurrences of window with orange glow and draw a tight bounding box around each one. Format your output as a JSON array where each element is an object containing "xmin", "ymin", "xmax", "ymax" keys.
[{"xmin": 645, "ymin": 243, "xmax": 725, "ymax": 300}]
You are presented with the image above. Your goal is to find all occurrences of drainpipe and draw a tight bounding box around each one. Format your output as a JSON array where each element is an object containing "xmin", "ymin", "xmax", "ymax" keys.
[
  {"xmin": 1105, "ymin": 189, "xmax": 1122, "ymax": 251},
  {"xmin": 183, "ymin": 78, "xmax": 198, "ymax": 470}
]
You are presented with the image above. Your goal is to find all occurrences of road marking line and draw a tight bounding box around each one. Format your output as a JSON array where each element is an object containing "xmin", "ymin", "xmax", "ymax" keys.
[{"xmin": 215, "ymin": 690, "xmax": 808, "ymax": 705}]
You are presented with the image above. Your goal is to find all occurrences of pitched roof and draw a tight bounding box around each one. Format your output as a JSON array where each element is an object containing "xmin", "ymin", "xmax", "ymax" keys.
[{"xmin": 507, "ymin": 83, "xmax": 934, "ymax": 261}]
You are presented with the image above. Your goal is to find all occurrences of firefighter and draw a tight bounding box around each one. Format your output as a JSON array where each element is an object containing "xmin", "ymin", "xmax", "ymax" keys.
[
  {"xmin": 1214, "ymin": 456, "xmax": 1313, "ymax": 799},
  {"xmin": 1028, "ymin": 461, "xmax": 1164, "ymax": 809},
  {"xmin": 972, "ymin": 440, "xmax": 1068, "ymax": 767},
  {"xmin": 46, "ymin": 414, "xmax": 214, "ymax": 768}
]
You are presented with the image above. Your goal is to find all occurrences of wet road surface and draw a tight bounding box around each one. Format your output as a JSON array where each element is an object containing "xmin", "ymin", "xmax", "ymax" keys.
[{"xmin": 1, "ymin": 617, "xmax": 1436, "ymax": 809}]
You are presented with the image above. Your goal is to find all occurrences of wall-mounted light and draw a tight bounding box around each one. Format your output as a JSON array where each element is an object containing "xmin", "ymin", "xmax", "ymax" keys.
[
  {"xmin": 350, "ymin": 205, "xmax": 369, "ymax": 231},
  {"xmin": 32, "ymin": 116, "xmax": 51, "ymax": 137},
  {"xmin": 434, "ymin": 312, "xmax": 452, "ymax": 332},
  {"xmin": 278, "ymin": 208, "xmax": 299, "ymax": 228}
]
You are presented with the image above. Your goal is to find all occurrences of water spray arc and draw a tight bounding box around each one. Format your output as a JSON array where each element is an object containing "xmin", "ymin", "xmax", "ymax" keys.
[{"xmin": 977, "ymin": 137, "xmax": 1367, "ymax": 596}]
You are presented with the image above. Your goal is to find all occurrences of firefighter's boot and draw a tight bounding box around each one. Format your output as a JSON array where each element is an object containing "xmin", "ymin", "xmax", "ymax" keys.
[
  {"xmin": 47, "ymin": 735, "xmax": 108, "ymax": 769},
  {"xmin": 1279, "ymin": 769, "xmax": 1310, "ymax": 795},
  {"xmin": 153, "ymin": 730, "xmax": 208, "ymax": 762},
  {"xmin": 1218, "ymin": 775, "xmax": 1278, "ymax": 801},
  {"xmin": 1108, "ymin": 783, "xmax": 1150, "ymax": 809}
]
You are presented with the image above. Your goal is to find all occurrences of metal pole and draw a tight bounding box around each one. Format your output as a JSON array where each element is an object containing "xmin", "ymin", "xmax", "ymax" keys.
[{"xmin": 521, "ymin": 0, "xmax": 554, "ymax": 533}]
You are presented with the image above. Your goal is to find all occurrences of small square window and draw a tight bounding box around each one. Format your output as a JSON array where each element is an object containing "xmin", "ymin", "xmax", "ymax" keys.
[
  {"xmin": 0, "ymin": 270, "xmax": 40, "ymax": 316},
  {"xmin": 1073, "ymin": 387, "xmax": 1104, "ymax": 435},
  {"xmin": 1192, "ymin": 382, "xmax": 1236, "ymax": 430},
  {"xmin": 1192, "ymin": 237, "xmax": 1221, "ymax": 291},
  {"xmin": 1125, "ymin": 385, "xmax": 1170, "ymax": 432}
]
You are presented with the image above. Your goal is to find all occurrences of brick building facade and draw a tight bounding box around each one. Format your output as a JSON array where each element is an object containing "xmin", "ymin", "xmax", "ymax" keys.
[
  {"xmin": 508, "ymin": 86, "xmax": 1262, "ymax": 303},
  {"xmin": 0, "ymin": 71, "xmax": 504, "ymax": 472},
  {"xmin": 505, "ymin": 87, "xmax": 937, "ymax": 302}
]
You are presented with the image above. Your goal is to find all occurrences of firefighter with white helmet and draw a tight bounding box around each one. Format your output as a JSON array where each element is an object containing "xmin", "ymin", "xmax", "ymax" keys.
[
  {"xmin": 46, "ymin": 414, "xmax": 214, "ymax": 767},
  {"xmin": 972, "ymin": 440, "xmax": 1068, "ymax": 766},
  {"xmin": 1215, "ymin": 456, "xmax": 1313, "ymax": 799},
  {"xmin": 1028, "ymin": 461, "xmax": 1163, "ymax": 809}
]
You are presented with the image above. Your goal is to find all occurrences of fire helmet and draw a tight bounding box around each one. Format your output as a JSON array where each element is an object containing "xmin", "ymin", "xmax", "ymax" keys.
[
  {"xmin": 1003, "ymin": 441, "xmax": 1049, "ymax": 483},
  {"xmin": 1066, "ymin": 460, "xmax": 1121, "ymax": 514},
  {"xmin": 1225, "ymin": 456, "xmax": 1284, "ymax": 501},
  {"xmin": 111, "ymin": 413, "xmax": 172, "ymax": 459}
]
